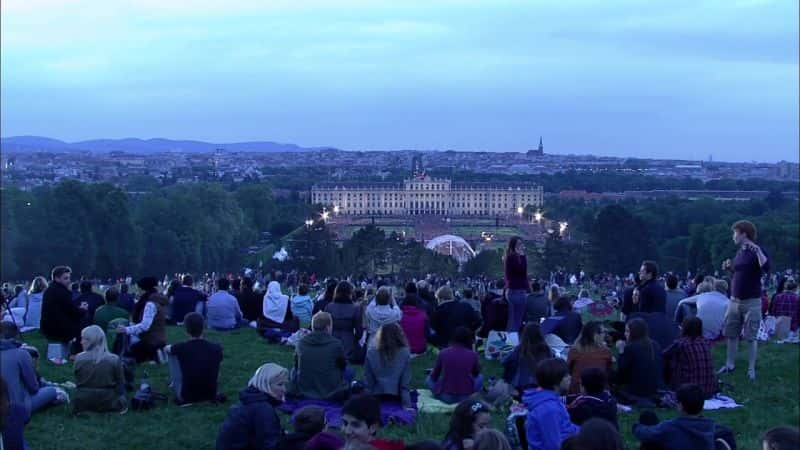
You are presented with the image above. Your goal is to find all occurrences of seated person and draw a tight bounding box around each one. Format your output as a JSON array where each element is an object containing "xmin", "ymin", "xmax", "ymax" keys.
[
  {"xmin": 523, "ymin": 358, "xmax": 579, "ymax": 450},
  {"xmin": 567, "ymin": 368, "xmax": 618, "ymax": 429},
  {"xmin": 426, "ymin": 327, "xmax": 482, "ymax": 404},
  {"xmin": 633, "ymin": 384, "xmax": 716, "ymax": 450},
  {"xmin": 430, "ymin": 287, "xmax": 481, "ymax": 349},
  {"xmin": 613, "ymin": 318, "xmax": 663, "ymax": 406},
  {"xmin": 207, "ymin": 278, "xmax": 246, "ymax": 331},
  {"xmin": 566, "ymin": 321, "xmax": 612, "ymax": 395},
  {"xmin": 216, "ymin": 363, "xmax": 288, "ymax": 450},
  {"xmin": 663, "ymin": 317, "xmax": 719, "ymax": 399},
  {"xmin": 169, "ymin": 275, "xmax": 207, "ymax": 325},
  {"xmin": 290, "ymin": 312, "xmax": 350, "ymax": 400},
  {"xmin": 442, "ymin": 400, "xmax": 492, "ymax": 450},
  {"xmin": 769, "ymin": 278, "xmax": 799, "ymax": 332},
  {"xmin": 1, "ymin": 377, "xmax": 30, "ymax": 450},
  {"xmin": 675, "ymin": 279, "xmax": 729, "ymax": 340},
  {"xmin": 93, "ymin": 287, "xmax": 129, "ymax": 331},
  {"xmin": 562, "ymin": 418, "xmax": 624, "ymax": 450},
  {"xmin": 164, "ymin": 312, "xmax": 223, "ymax": 405},
  {"xmin": 115, "ymin": 277, "xmax": 169, "ymax": 363},
  {"xmin": 477, "ymin": 280, "xmax": 508, "ymax": 338},
  {"xmin": 364, "ymin": 287, "xmax": 403, "ymax": 343},
  {"xmin": 363, "ymin": 323, "xmax": 412, "ymax": 408},
  {"xmin": 74, "ymin": 280, "xmax": 106, "ymax": 324},
  {"xmin": 0, "ymin": 321, "xmax": 59, "ymax": 415},
  {"xmin": 277, "ymin": 405, "xmax": 326, "ymax": 450},
  {"xmin": 73, "ymin": 325, "xmax": 127, "ymax": 413},
  {"xmin": 290, "ymin": 284, "xmax": 314, "ymax": 329},
  {"xmin": 342, "ymin": 395, "xmax": 405, "ymax": 450},
  {"xmin": 399, "ymin": 292, "xmax": 430, "ymax": 355},
  {"xmin": 524, "ymin": 281, "xmax": 550, "ymax": 326},
  {"xmin": 541, "ymin": 296, "xmax": 583, "ymax": 345},
  {"xmin": 762, "ymin": 426, "xmax": 800, "ymax": 450},
  {"xmin": 502, "ymin": 323, "xmax": 552, "ymax": 394}
]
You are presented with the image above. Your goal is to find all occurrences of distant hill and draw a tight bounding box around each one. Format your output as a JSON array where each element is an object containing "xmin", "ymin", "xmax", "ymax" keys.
[{"xmin": 0, "ymin": 136, "xmax": 323, "ymax": 153}]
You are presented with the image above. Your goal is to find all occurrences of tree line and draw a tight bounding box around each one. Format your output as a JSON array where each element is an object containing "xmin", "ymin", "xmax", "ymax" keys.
[{"xmin": 1, "ymin": 179, "xmax": 796, "ymax": 282}]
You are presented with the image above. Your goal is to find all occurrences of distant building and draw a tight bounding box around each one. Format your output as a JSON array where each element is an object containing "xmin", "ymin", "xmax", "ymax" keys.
[
  {"xmin": 527, "ymin": 137, "xmax": 545, "ymax": 157},
  {"xmin": 312, "ymin": 156, "xmax": 543, "ymax": 216}
]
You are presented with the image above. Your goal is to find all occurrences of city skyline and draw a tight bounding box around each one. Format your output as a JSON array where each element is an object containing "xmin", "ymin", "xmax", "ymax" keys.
[{"xmin": 2, "ymin": 0, "xmax": 798, "ymax": 163}]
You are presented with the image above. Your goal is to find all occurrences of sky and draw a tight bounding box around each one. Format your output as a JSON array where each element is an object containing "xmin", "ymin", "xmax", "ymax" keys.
[{"xmin": 1, "ymin": 0, "xmax": 798, "ymax": 162}]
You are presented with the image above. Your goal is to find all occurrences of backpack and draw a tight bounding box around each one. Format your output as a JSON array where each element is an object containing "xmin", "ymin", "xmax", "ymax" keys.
[{"xmin": 130, "ymin": 376, "xmax": 166, "ymax": 411}]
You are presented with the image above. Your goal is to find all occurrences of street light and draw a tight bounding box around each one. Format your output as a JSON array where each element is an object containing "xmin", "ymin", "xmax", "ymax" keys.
[
  {"xmin": 534, "ymin": 211, "xmax": 543, "ymax": 222},
  {"xmin": 305, "ymin": 219, "xmax": 313, "ymax": 227},
  {"xmin": 333, "ymin": 205, "xmax": 340, "ymax": 214},
  {"xmin": 559, "ymin": 221, "xmax": 568, "ymax": 234},
  {"xmin": 517, "ymin": 206, "xmax": 524, "ymax": 215}
]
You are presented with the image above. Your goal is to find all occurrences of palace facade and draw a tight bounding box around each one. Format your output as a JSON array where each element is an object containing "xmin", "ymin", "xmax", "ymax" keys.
[{"xmin": 311, "ymin": 156, "xmax": 543, "ymax": 217}]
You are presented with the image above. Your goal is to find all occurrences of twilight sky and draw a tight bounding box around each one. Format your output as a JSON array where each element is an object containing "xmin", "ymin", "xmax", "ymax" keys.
[{"xmin": 1, "ymin": 0, "xmax": 798, "ymax": 162}]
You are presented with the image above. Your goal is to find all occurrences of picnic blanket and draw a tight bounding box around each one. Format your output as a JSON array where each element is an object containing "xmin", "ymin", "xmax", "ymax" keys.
[
  {"xmin": 279, "ymin": 392, "xmax": 417, "ymax": 428},
  {"xmin": 416, "ymin": 389, "xmax": 457, "ymax": 414}
]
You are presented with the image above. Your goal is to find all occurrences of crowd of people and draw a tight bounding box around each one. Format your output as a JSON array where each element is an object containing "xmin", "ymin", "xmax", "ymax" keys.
[{"xmin": 0, "ymin": 219, "xmax": 799, "ymax": 450}]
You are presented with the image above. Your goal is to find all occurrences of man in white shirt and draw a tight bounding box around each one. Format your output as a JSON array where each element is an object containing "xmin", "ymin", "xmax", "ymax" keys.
[{"xmin": 676, "ymin": 279, "xmax": 730, "ymax": 340}]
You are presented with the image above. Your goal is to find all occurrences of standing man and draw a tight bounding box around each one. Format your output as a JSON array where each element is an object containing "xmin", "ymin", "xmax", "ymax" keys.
[
  {"xmin": 635, "ymin": 261, "xmax": 666, "ymax": 314},
  {"xmin": 40, "ymin": 266, "xmax": 87, "ymax": 355},
  {"xmin": 719, "ymin": 220, "xmax": 769, "ymax": 381}
]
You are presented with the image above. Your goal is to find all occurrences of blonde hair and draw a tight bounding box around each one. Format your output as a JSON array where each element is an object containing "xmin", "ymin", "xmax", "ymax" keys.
[
  {"xmin": 28, "ymin": 276, "xmax": 48, "ymax": 295},
  {"xmin": 435, "ymin": 286, "xmax": 454, "ymax": 302},
  {"xmin": 80, "ymin": 325, "xmax": 111, "ymax": 363},
  {"xmin": 248, "ymin": 363, "xmax": 289, "ymax": 397},
  {"xmin": 474, "ymin": 429, "xmax": 512, "ymax": 450}
]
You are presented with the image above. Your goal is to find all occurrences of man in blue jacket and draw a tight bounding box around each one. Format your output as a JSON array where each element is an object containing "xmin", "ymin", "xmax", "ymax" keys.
[{"xmin": 633, "ymin": 383, "xmax": 716, "ymax": 450}]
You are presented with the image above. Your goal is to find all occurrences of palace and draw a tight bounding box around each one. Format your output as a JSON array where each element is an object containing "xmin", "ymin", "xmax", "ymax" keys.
[{"xmin": 311, "ymin": 155, "xmax": 544, "ymax": 217}]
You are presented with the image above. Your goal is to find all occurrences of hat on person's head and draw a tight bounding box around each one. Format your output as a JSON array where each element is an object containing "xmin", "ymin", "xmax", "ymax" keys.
[{"xmin": 137, "ymin": 277, "xmax": 159, "ymax": 291}]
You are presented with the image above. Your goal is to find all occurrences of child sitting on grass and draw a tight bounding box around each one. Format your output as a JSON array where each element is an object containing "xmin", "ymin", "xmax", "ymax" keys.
[
  {"xmin": 632, "ymin": 383, "xmax": 716, "ymax": 450},
  {"xmin": 523, "ymin": 358, "xmax": 578, "ymax": 450},
  {"xmin": 279, "ymin": 405, "xmax": 326, "ymax": 450},
  {"xmin": 567, "ymin": 367, "xmax": 618, "ymax": 429},
  {"xmin": 341, "ymin": 395, "xmax": 405, "ymax": 450}
]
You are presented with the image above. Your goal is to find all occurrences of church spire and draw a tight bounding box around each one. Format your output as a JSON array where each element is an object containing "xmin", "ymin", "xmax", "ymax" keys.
[{"xmin": 538, "ymin": 136, "xmax": 543, "ymax": 152}]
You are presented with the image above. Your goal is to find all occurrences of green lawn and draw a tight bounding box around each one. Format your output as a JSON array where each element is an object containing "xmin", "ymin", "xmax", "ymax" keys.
[{"xmin": 22, "ymin": 329, "xmax": 799, "ymax": 450}]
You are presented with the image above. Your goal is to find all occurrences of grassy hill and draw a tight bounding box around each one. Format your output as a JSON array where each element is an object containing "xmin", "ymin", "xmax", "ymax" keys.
[{"xmin": 22, "ymin": 328, "xmax": 800, "ymax": 449}]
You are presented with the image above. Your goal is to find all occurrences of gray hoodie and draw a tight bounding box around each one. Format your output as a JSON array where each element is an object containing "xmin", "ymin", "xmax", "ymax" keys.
[{"xmin": 0, "ymin": 338, "xmax": 40, "ymax": 413}]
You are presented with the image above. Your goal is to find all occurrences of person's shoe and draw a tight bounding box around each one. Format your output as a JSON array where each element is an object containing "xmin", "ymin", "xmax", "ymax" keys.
[
  {"xmin": 717, "ymin": 365, "xmax": 735, "ymax": 375},
  {"xmin": 747, "ymin": 368, "xmax": 756, "ymax": 381}
]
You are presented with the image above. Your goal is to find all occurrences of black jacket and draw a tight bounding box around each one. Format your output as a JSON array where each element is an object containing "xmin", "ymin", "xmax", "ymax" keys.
[
  {"xmin": 638, "ymin": 279, "xmax": 667, "ymax": 314},
  {"xmin": 568, "ymin": 391, "xmax": 619, "ymax": 429},
  {"xmin": 41, "ymin": 282, "xmax": 84, "ymax": 342},
  {"xmin": 216, "ymin": 387, "xmax": 283, "ymax": 450},
  {"xmin": 430, "ymin": 300, "xmax": 481, "ymax": 348},
  {"xmin": 615, "ymin": 339, "xmax": 664, "ymax": 398},
  {"xmin": 75, "ymin": 291, "xmax": 105, "ymax": 323}
]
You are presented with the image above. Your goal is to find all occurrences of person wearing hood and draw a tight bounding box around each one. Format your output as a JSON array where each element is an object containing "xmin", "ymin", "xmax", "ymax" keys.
[
  {"xmin": 633, "ymin": 383, "xmax": 717, "ymax": 450},
  {"xmin": 73, "ymin": 325, "xmax": 127, "ymax": 413},
  {"xmin": 290, "ymin": 312, "xmax": 350, "ymax": 400},
  {"xmin": 567, "ymin": 368, "xmax": 618, "ymax": 429},
  {"xmin": 259, "ymin": 281, "xmax": 292, "ymax": 329},
  {"xmin": 115, "ymin": 276, "xmax": 169, "ymax": 363},
  {"xmin": 364, "ymin": 287, "xmax": 402, "ymax": 343},
  {"xmin": 523, "ymin": 358, "xmax": 578, "ymax": 450},
  {"xmin": 0, "ymin": 321, "xmax": 59, "ymax": 416},
  {"xmin": 216, "ymin": 363, "xmax": 288, "ymax": 450}
]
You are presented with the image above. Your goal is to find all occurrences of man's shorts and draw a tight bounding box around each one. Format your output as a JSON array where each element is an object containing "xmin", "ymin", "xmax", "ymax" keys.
[{"xmin": 723, "ymin": 297, "xmax": 761, "ymax": 341}]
